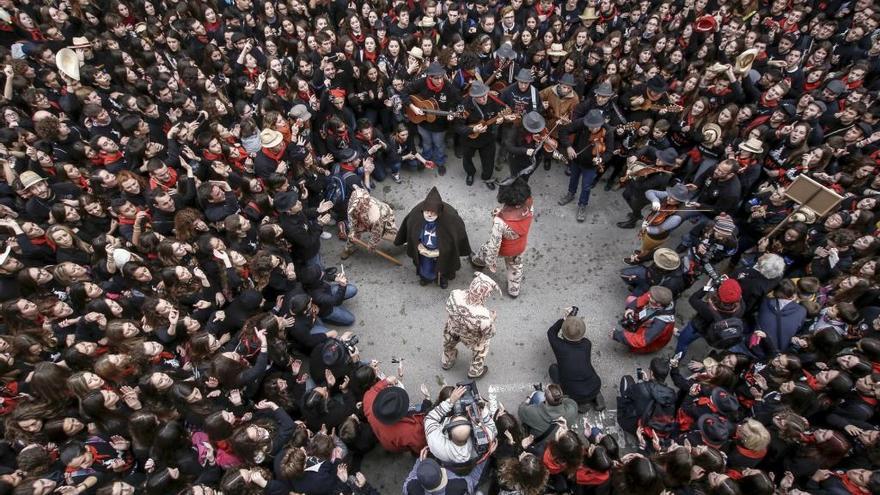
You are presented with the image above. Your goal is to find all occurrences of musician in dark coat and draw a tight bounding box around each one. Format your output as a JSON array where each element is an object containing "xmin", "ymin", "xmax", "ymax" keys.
[
  {"xmin": 453, "ymin": 81, "xmax": 515, "ymax": 189},
  {"xmin": 401, "ymin": 63, "xmax": 462, "ymax": 177},
  {"xmin": 558, "ymin": 109, "xmax": 614, "ymax": 222},
  {"xmin": 394, "ymin": 187, "xmax": 472, "ymax": 289},
  {"xmin": 617, "ymin": 147, "xmax": 679, "ymax": 229},
  {"xmin": 503, "ymin": 111, "xmax": 547, "ymax": 179}
]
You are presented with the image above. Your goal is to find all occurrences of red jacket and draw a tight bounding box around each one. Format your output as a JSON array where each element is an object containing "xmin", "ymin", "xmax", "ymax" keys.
[
  {"xmin": 363, "ymin": 380, "xmax": 427, "ymax": 455},
  {"xmin": 620, "ymin": 292, "xmax": 675, "ymax": 353}
]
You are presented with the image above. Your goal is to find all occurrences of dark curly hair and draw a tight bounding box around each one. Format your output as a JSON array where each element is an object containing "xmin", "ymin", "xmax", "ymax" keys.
[{"xmin": 497, "ymin": 177, "xmax": 531, "ymax": 206}]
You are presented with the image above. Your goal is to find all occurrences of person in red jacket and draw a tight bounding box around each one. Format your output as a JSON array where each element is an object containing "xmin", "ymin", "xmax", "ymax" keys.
[
  {"xmin": 470, "ymin": 177, "xmax": 534, "ymax": 297},
  {"xmin": 613, "ymin": 286, "xmax": 676, "ymax": 354},
  {"xmin": 363, "ymin": 375, "xmax": 428, "ymax": 455}
]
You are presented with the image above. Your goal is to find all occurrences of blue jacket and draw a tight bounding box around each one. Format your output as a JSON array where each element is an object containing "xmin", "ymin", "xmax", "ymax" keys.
[{"xmin": 754, "ymin": 298, "xmax": 807, "ymax": 355}]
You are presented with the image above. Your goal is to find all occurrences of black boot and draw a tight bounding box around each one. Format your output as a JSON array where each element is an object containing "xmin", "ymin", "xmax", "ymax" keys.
[
  {"xmin": 439, "ymin": 276, "xmax": 448, "ymax": 289},
  {"xmin": 616, "ymin": 214, "xmax": 641, "ymax": 229}
]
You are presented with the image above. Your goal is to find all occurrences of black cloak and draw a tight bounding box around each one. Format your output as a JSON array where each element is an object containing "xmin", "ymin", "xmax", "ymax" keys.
[{"xmin": 394, "ymin": 187, "xmax": 472, "ymax": 278}]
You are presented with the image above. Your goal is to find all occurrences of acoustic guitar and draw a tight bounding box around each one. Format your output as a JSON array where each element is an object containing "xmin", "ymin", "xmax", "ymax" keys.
[
  {"xmin": 405, "ymin": 95, "xmax": 466, "ymax": 124},
  {"xmin": 467, "ymin": 108, "xmax": 513, "ymax": 138}
]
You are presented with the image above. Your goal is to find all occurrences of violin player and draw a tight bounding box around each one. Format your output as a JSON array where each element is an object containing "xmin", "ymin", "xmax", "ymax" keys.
[
  {"xmin": 623, "ymin": 183, "xmax": 694, "ymax": 265},
  {"xmin": 617, "ymin": 147, "xmax": 680, "ymax": 229},
  {"xmin": 454, "ymin": 81, "xmax": 516, "ymax": 189},
  {"xmin": 623, "ymin": 75, "xmax": 676, "ymax": 123},
  {"xmin": 558, "ymin": 109, "xmax": 614, "ymax": 223}
]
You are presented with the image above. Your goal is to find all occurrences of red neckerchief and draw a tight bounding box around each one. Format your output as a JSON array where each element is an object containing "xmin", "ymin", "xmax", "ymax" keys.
[
  {"xmin": 243, "ymin": 67, "xmax": 260, "ymax": 81},
  {"xmin": 149, "ymin": 167, "xmax": 178, "ymax": 191},
  {"xmin": 150, "ymin": 351, "xmax": 175, "ymax": 364},
  {"xmin": 363, "ymin": 50, "xmax": 378, "ymax": 64},
  {"xmin": 845, "ymin": 76, "xmax": 863, "ymax": 90},
  {"xmin": 204, "ymin": 20, "xmax": 221, "ymax": 32},
  {"xmin": 598, "ymin": 6, "xmax": 618, "ymax": 23},
  {"xmin": 803, "ymin": 79, "xmax": 822, "ymax": 92},
  {"xmin": 426, "ymin": 76, "xmax": 445, "ymax": 93},
  {"xmin": 738, "ymin": 156, "xmax": 757, "ymax": 170},
  {"xmin": 350, "ymin": 31, "xmax": 365, "ymax": 44},
  {"xmin": 759, "ymin": 93, "xmax": 779, "ymax": 109},
  {"xmin": 542, "ymin": 448, "xmax": 566, "ymax": 474},
  {"xmin": 340, "ymin": 160, "xmax": 358, "ymax": 172},
  {"xmin": 27, "ymin": 28, "xmax": 45, "ymax": 41},
  {"xmin": 100, "ymin": 151, "xmax": 123, "ymax": 165},
  {"xmin": 297, "ymin": 89, "xmax": 312, "ymax": 101},
  {"xmin": 329, "ymin": 128, "xmax": 350, "ymax": 147},
  {"xmin": 203, "ymin": 150, "xmax": 223, "ymax": 161},
  {"xmin": 803, "ymin": 370, "xmax": 821, "ymax": 391},
  {"xmin": 118, "ymin": 209, "xmax": 150, "ymax": 225},
  {"xmin": 576, "ymin": 467, "xmax": 610, "ymax": 485},
  {"xmin": 355, "ymin": 130, "xmax": 375, "ymax": 146},
  {"xmin": 535, "ymin": 2, "xmax": 555, "ymax": 17},
  {"xmin": 860, "ymin": 393, "xmax": 878, "ymax": 406},
  {"xmin": 262, "ymin": 143, "xmax": 287, "ymax": 161},
  {"xmin": 837, "ymin": 472, "xmax": 870, "ymax": 495}
]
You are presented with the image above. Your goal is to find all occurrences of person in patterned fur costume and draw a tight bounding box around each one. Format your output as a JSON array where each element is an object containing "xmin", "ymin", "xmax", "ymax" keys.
[
  {"xmin": 470, "ymin": 177, "xmax": 534, "ymax": 297},
  {"xmin": 441, "ymin": 272, "xmax": 500, "ymax": 379},
  {"xmin": 341, "ymin": 185, "xmax": 398, "ymax": 259}
]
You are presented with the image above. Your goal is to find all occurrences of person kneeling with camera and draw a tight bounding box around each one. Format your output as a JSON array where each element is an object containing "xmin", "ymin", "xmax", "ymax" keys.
[{"xmin": 424, "ymin": 383, "xmax": 497, "ymax": 474}]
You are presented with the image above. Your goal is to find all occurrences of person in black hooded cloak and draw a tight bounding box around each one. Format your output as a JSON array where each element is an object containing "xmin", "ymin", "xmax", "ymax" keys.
[{"xmin": 394, "ymin": 187, "xmax": 471, "ymax": 288}]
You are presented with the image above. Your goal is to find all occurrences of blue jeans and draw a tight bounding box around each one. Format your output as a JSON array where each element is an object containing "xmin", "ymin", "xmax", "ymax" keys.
[
  {"xmin": 402, "ymin": 158, "xmax": 422, "ymax": 171},
  {"xmin": 567, "ymin": 166, "xmax": 597, "ymax": 206},
  {"xmin": 304, "ymin": 253, "xmax": 324, "ymax": 271},
  {"xmin": 310, "ymin": 324, "xmax": 330, "ymax": 336},
  {"xmin": 322, "ymin": 284, "xmax": 358, "ymax": 326},
  {"xmin": 418, "ymin": 127, "xmax": 447, "ymax": 166},
  {"xmin": 674, "ymin": 321, "xmax": 700, "ymax": 355}
]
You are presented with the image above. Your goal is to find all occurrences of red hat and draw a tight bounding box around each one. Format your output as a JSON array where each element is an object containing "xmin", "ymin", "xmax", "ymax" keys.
[
  {"xmin": 718, "ymin": 279, "xmax": 741, "ymax": 304},
  {"xmin": 329, "ymin": 88, "xmax": 347, "ymax": 99},
  {"xmin": 694, "ymin": 15, "xmax": 718, "ymax": 33}
]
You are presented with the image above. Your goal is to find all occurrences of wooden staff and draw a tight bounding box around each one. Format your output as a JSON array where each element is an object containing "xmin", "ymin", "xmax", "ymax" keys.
[{"xmin": 350, "ymin": 237, "xmax": 403, "ymax": 266}]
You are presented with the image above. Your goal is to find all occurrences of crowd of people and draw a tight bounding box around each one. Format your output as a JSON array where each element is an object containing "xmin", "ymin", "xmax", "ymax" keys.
[{"xmin": 0, "ymin": 0, "xmax": 880, "ymax": 493}]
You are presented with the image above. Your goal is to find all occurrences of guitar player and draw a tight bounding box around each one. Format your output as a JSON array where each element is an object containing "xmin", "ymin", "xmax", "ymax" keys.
[
  {"xmin": 453, "ymin": 81, "xmax": 517, "ymax": 189},
  {"xmin": 622, "ymin": 75, "xmax": 676, "ymax": 123},
  {"xmin": 401, "ymin": 62, "xmax": 462, "ymax": 177}
]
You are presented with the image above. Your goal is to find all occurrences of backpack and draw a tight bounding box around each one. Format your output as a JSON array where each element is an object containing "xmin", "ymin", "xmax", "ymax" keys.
[
  {"xmin": 705, "ymin": 317, "xmax": 745, "ymax": 349},
  {"xmin": 324, "ymin": 170, "xmax": 357, "ymax": 206},
  {"xmin": 641, "ymin": 384, "xmax": 677, "ymax": 437}
]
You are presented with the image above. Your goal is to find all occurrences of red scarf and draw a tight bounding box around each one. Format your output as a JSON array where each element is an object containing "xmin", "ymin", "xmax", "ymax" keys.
[
  {"xmin": 149, "ymin": 167, "xmax": 179, "ymax": 191},
  {"xmin": 845, "ymin": 76, "xmax": 863, "ymax": 90},
  {"xmin": 262, "ymin": 143, "xmax": 287, "ymax": 162},
  {"xmin": 837, "ymin": 473, "xmax": 870, "ymax": 495},
  {"xmin": 243, "ymin": 67, "xmax": 260, "ymax": 81},
  {"xmin": 803, "ymin": 79, "xmax": 822, "ymax": 92},
  {"xmin": 150, "ymin": 351, "xmax": 175, "ymax": 364},
  {"xmin": 99, "ymin": 151, "xmax": 124, "ymax": 166},
  {"xmin": 118, "ymin": 209, "xmax": 150, "ymax": 225},
  {"xmin": 576, "ymin": 467, "xmax": 610, "ymax": 485},
  {"xmin": 27, "ymin": 28, "xmax": 45, "ymax": 41},
  {"xmin": 363, "ymin": 50, "xmax": 378, "ymax": 64},
  {"xmin": 759, "ymin": 93, "xmax": 779, "ymax": 109},
  {"xmin": 803, "ymin": 370, "xmax": 821, "ymax": 391},
  {"xmin": 204, "ymin": 20, "xmax": 221, "ymax": 33},
  {"xmin": 426, "ymin": 77, "xmax": 445, "ymax": 93}
]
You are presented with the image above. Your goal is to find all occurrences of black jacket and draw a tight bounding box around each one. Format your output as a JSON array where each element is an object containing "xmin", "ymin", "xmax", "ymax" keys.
[
  {"xmin": 547, "ymin": 319, "xmax": 601, "ymax": 403},
  {"xmin": 279, "ymin": 211, "xmax": 323, "ymax": 264},
  {"xmin": 394, "ymin": 198, "xmax": 471, "ymax": 278}
]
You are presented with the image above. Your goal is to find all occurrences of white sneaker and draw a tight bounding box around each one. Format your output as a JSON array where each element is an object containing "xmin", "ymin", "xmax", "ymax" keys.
[{"xmin": 320, "ymin": 232, "xmax": 332, "ymax": 240}]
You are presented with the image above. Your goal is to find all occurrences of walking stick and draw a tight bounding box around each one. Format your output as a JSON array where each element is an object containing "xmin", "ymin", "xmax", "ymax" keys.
[{"xmin": 350, "ymin": 237, "xmax": 403, "ymax": 266}]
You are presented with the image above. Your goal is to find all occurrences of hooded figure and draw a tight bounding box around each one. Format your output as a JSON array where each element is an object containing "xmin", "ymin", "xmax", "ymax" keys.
[
  {"xmin": 395, "ymin": 187, "xmax": 471, "ymax": 288},
  {"xmin": 441, "ymin": 272, "xmax": 500, "ymax": 378},
  {"xmin": 470, "ymin": 177, "xmax": 534, "ymax": 297},
  {"xmin": 341, "ymin": 185, "xmax": 398, "ymax": 259}
]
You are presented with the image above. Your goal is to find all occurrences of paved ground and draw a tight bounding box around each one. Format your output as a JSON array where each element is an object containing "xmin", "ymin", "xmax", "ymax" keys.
[{"xmin": 320, "ymin": 151, "xmax": 693, "ymax": 490}]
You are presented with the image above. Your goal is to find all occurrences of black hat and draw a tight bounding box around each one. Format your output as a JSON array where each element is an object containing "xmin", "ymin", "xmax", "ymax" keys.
[
  {"xmin": 373, "ymin": 386, "xmax": 410, "ymax": 424},
  {"xmin": 423, "ymin": 187, "xmax": 443, "ymax": 213},
  {"xmin": 710, "ymin": 387, "xmax": 741, "ymax": 416},
  {"xmin": 321, "ymin": 340, "xmax": 346, "ymax": 366},
  {"xmin": 274, "ymin": 191, "xmax": 299, "ymax": 211},
  {"xmin": 426, "ymin": 62, "xmax": 445, "ymax": 77},
  {"xmin": 584, "ymin": 109, "xmax": 604, "ymax": 129},
  {"xmin": 697, "ymin": 414, "xmax": 731, "ymax": 448},
  {"xmin": 657, "ymin": 148, "xmax": 679, "ymax": 166},
  {"xmin": 856, "ymin": 122, "xmax": 874, "ymax": 136},
  {"xmin": 338, "ymin": 147, "xmax": 359, "ymax": 162},
  {"xmin": 559, "ymin": 73, "xmax": 577, "ymax": 87},
  {"xmin": 231, "ymin": 32, "xmax": 247, "ymax": 44},
  {"xmin": 288, "ymin": 293, "xmax": 311, "ymax": 314},
  {"xmin": 647, "ymin": 76, "xmax": 668, "ymax": 93},
  {"xmin": 515, "ymin": 68, "xmax": 534, "ymax": 83},
  {"xmin": 523, "ymin": 111, "xmax": 546, "ymax": 133},
  {"xmin": 778, "ymin": 102, "xmax": 797, "ymax": 117},
  {"xmin": 416, "ymin": 459, "xmax": 448, "ymax": 492}
]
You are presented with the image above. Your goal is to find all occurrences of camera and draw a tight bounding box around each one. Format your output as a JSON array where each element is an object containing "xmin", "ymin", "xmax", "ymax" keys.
[
  {"xmin": 450, "ymin": 380, "xmax": 491, "ymax": 456},
  {"xmin": 342, "ymin": 335, "xmax": 359, "ymax": 353}
]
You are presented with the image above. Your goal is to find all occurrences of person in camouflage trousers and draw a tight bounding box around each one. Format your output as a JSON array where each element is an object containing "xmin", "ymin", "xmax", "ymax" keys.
[
  {"xmin": 441, "ymin": 272, "xmax": 500, "ymax": 378},
  {"xmin": 470, "ymin": 177, "xmax": 534, "ymax": 297},
  {"xmin": 341, "ymin": 185, "xmax": 399, "ymax": 259}
]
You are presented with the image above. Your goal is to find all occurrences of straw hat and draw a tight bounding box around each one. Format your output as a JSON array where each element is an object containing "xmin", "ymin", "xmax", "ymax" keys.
[
  {"xmin": 738, "ymin": 137, "xmax": 764, "ymax": 154},
  {"xmin": 734, "ymin": 48, "xmax": 760, "ymax": 75},
  {"xmin": 579, "ymin": 6, "xmax": 599, "ymax": 20},
  {"xmin": 408, "ymin": 46, "xmax": 424, "ymax": 60},
  {"xmin": 69, "ymin": 36, "xmax": 92, "ymax": 49},
  {"xmin": 55, "ymin": 48, "xmax": 80, "ymax": 82},
  {"xmin": 547, "ymin": 43, "xmax": 568, "ymax": 57},
  {"xmin": 416, "ymin": 17, "xmax": 436, "ymax": 28},
  {"xmin": 19, "ymin": 171, "xmax": 47, "ymax": 190},
  {"xmin": 702, "ymin": 123, "xmax": 722, "ymax": 143},
  {"xmin": 260, "ymin": 129, "xmax": 284, "ymax": 148}
]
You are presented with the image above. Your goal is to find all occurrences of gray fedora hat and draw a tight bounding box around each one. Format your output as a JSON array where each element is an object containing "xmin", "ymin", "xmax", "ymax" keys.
[
  {"xmin": 584, "ymin": 109, "xmax": 604, "ymax": 129},
  {"xmin": 593, "ymin": 82, "xmax": 615, "ymax": 97},
  {"xmin": 496, "ymin": 42, "xmax": 516, "ymax": 60},
  {"xmin": 515, "ymin": 68, "xmax": 534, "ymax": 83},
  {"xmin": 523, "ymin": 111, "xmax": 546, "ymax": 133},
  {"xmin": 665, "ymin": 183, "xmax": 693, "ymax": 202},
  {"xmin": 426, "ymin": 62, "xmax": 445, "ymax": 77},
  {"xmin": 469, "ymin": 81, "xmax": 489, "ymax": 98}
]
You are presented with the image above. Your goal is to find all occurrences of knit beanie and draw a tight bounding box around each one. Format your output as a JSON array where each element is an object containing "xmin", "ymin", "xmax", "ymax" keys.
[
  {"xmin": 713, "ymin": 215, "xmax": 736, "ymax": 236},
  {"xmin": 718, "ymin": 279, "xmax": 741, "ymax": 304}
]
